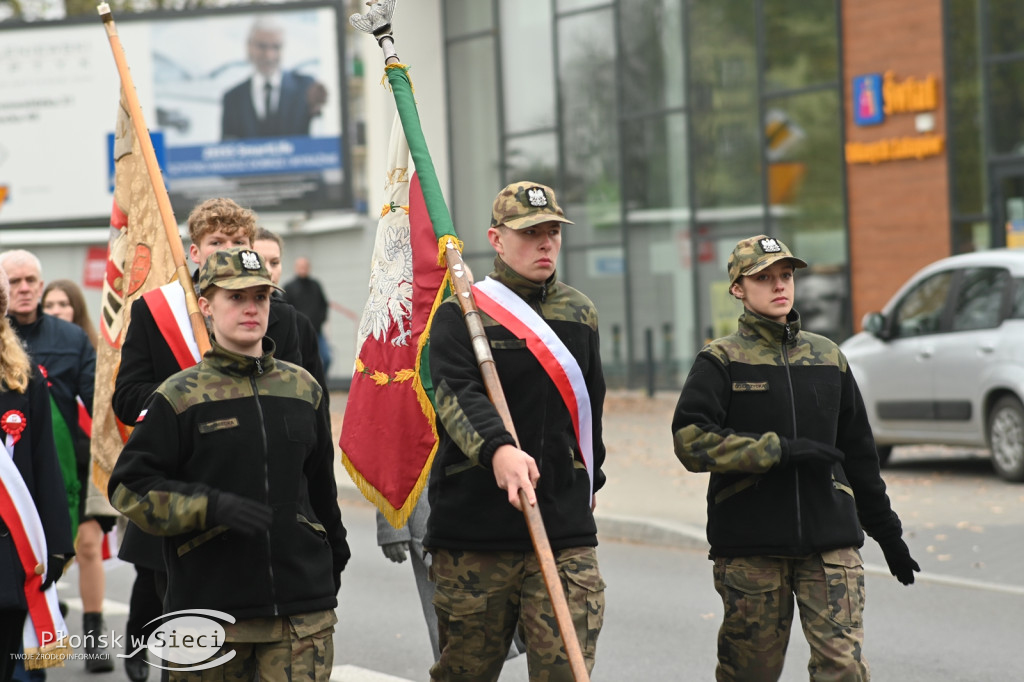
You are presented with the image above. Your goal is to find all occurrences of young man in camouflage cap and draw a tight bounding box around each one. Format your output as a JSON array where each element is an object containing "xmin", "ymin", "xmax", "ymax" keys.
[
  {"xmin": 108, "ymin": 247, "xmax": 349, "ymax": 681},
  {"xmin": 425, "ymin": 181, "xmax": 607, "ymax": 681},
  {"xmin": 671, "ymin": 234, "xmax": 919, "ymax": 680}
]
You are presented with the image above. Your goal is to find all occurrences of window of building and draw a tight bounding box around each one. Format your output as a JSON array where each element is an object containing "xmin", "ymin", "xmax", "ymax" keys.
[
  {"xmin": 499, "ymin": 0, "xmax": 557, "ymax": 135},
  {"xmin": 505, "ymin": 132, "xmax": 559, "ymax": 190},
  {"xmin": 444, "ymin": 0, "xmax": 493, "ymax": 38},
  {"xmin": 442, "ymin": 0, "xmax": 845, "ymax": 388},
  {"xmin": 762, "ymin": 0, "xmax": 838, "ymax": 94},
  {"xmin": 988, "ymin": 60, "xmax": 1024, "ymax": 156},
  {"xmin": 987, "ymin": 1, "xmax": 1024, "ymax": 57},
  {"xmin": 947, "ymin": 0, "xmax": 987, "ymax": 218},
  {"xmin": 619, "ymin": 0, "xmax": 686, "ymax": 113},
  {"xmin": 447, "ymin": 35, "xmax": 501, "ymax": 258},
  {"xmin": 557, "ymin": 6, "xmax": 621, "ymax": 243},
  {"xmin": 689, "ymin": 0, "xmax": 761, "ymax": 211}
]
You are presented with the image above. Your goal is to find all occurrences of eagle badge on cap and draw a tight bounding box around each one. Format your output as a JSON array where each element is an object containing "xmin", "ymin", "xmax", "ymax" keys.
[
  {"xmin": 527, "ymin": 187, "xmax": 548, "ymax": 207},
  {"xmin": 240, "ymin": 250, "xmax": 261, "ymax": 270},
  {"xmin": 759, "ymin": 238, "xmax": 782, "ymax": 253}
]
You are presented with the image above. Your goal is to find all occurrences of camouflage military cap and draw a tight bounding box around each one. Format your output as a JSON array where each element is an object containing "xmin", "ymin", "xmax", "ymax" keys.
[
  {"xmin": 199, "ymin": 247, "xmax": 282, "ymax": 294},
  {"xmin": 490, "ymin": 181, "xmax": 574, "ymax": 230},
  {"xmin": 728, "ymin": 235, "xmax": 807, "ymax": 284}
]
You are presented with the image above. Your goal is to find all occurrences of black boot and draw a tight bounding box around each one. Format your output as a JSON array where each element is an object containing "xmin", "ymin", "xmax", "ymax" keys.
[
  {"xmin": 83, "ymin": 612, "xmax": 114, "ymax": 673},
  {"xmin": 124, "ymin": 649, "xmax": 150, "ymax": 682}
]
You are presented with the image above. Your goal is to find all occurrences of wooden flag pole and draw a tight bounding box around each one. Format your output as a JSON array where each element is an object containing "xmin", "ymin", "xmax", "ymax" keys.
[
  {"xmin": 351, "ymin": 3, "xmax": 590, "ymax": 677},
  {"xmin": 97, "ymin": 3, "xmax": 211, "ymax": 356}
]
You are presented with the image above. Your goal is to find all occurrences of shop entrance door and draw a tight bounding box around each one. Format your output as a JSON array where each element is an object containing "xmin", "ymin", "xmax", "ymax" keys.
[{"xmin": 993, "ymin": 163, "xmax": 1024, "ymax": 248}]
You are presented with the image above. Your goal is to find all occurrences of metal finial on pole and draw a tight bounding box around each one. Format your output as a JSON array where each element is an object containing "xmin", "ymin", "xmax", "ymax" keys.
[{"xmin": 349, "ymin": 0, "xmax": 399, "ymax": 64}]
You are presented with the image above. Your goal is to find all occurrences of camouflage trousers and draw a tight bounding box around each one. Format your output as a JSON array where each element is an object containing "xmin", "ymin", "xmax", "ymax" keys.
[
  {"xmin": 712, "ymin": 548, "xmax": 869, "ymax": 682},
  {"xmin": 168, "ymin": 613, "xmax": 335, "ymax": 682},
  {"xmin": 428, "ymin": 546, "xmax": 605, "ymax": 682}
]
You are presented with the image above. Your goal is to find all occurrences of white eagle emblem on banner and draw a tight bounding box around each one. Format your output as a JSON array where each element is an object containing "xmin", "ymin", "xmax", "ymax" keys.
[{"xmin": 359, "ymin": 223, "xmax": 413, "ymax": 347}]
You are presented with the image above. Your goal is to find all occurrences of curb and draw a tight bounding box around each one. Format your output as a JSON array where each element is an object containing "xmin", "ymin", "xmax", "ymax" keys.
[
  {"xmin": 596, "ymin": 514, "xmax": 709, "ymax": 552},
  {"xmin": 338, "ymin": 482, "xmax": 709, "ymax": 552}
]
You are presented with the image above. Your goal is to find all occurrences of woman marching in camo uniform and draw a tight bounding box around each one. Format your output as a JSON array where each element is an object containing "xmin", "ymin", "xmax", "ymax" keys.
[
  {"xmin": 108, "ymin": 248, "xmax": 348, "ymax": 681},
  {"xmin": 671, "ymin": 235, "xmax": 919, "ymax": 681}
]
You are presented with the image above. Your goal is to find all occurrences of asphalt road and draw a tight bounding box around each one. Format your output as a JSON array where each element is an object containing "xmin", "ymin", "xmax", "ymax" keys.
[{"xmin": 39, "ymin": 488, "xmax": 1021, "ymax": 682}]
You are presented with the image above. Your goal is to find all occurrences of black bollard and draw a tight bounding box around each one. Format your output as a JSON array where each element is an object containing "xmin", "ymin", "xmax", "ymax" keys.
[{"xmin": 645, "ymin": 328, "xmax": 655, "ymax": 397}]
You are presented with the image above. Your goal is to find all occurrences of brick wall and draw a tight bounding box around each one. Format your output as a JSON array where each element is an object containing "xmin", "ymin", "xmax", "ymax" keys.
[{"xmin": 843, "ymin": 0, "xmax": 950, "ymax": 327}]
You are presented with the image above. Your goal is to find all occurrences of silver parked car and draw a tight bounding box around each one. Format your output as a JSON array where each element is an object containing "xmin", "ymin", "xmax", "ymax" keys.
[{"xmin": 840, "ymin": 249, "xmax": 1024, "ymax": 482}]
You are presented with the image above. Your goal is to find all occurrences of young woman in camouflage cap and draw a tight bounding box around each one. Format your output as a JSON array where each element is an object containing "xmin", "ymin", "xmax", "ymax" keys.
[
  {"xmin": 671, "ymin": 234, "xmax": 919, "ymax": 681},
  {"xmin": 108, "ymin": 247, "xmax": 349, "ymax": 681}
]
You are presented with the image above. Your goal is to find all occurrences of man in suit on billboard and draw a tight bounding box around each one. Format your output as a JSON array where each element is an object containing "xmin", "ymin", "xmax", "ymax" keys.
[{"xmin": 221, "ymin": 17, "xmax": 327, "ymax": 140}]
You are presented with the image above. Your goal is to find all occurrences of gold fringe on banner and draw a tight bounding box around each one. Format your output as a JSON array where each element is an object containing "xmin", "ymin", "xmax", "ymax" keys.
[
  {"xmin": 23, "ymin": 639, "xmax": 69, "ymax": 670},
  {"xmin": 341, "ymin": 253, "xmax": 454, "ymax": 529}
]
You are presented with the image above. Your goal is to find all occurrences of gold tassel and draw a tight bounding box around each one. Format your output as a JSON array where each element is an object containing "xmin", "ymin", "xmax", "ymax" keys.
[
  {"xmin": 436, "ymin": 235, "xmax": 464, "ymax": 267},
  {"xmin": 339, "ymin": 262, "xmax": 452, "ymax": 529},
  {"xmin": 380, "ymin": 63, "xmax": 413, "ymax": 93},
  {"xmin": 23, "ymin": 639, "xmax": 69, "ymax": 670}
]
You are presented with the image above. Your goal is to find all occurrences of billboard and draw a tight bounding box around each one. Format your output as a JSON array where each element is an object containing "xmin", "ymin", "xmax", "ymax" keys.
[{"xmin": 0, "ymin": 2, "xmax": 348, "ymax": 228}]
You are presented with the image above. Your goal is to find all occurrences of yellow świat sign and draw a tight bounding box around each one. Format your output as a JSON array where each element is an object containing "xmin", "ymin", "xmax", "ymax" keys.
[
  {"xmin": 846, "ymin": 134, "xmax": 945, "ymax": 164},
  {"xmin": 882, "ymin": 71, "xmax": 939, "ymax": 115},
  {"xmin": 847, "ymin": 69, "xmax": 943, "ymax": 165}
]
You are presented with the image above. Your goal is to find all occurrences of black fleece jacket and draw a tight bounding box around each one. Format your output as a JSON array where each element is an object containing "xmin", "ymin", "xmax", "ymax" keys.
[
  {"xmin": 672, "ymin": 308, "xmax": 905, "ymax": 558},
  {"xmin": 112, "ymin": 288, "xmax": 310, "ymax": 569},
  {"xmin": 425, "ymin": 258, "xmax": 606, "ymax": 552},
  {"xmin": 109, "ymin": 339, "xmax": 348, "ymax": 619}
]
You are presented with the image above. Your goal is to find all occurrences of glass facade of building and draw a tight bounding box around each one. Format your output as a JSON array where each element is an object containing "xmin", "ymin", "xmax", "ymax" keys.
[
  {"xmin": 442, "ymin": 0, "xmax": 845, "ymax": 389},
  {"xmin": 947, "ymin": 0, "xmax": 1024, "ymax": 253}
]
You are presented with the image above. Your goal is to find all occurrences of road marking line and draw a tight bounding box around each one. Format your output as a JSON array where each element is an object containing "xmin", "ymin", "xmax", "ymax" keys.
[
  {"xmin": 331, "ymin": 665, "xmax": 415, "ymax": 682},
  {"xmin": 864, "ymin": 562, "xmax": 1024, "ymax": 595}
]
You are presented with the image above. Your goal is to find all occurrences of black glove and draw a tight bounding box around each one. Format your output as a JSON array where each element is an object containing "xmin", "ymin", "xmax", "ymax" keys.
[
  {"xmin": 39, "ymin": 555, "xmax": 65, "ymax": 592},
  {"xmin": 208, "ymin": 491, "xmax": 273, "ymax": 537},
  {"xmin": 879, "ymin": 537, "xmax": 920, "ymax": 585},
  {"xmin": 780, "ymin": 437, "xmax": 845, "ymax": 468}
]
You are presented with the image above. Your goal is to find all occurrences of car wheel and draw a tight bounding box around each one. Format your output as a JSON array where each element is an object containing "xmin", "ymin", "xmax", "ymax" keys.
[
  {"xmin": 987, "ymin": 396, "xmax": 1024, "ymax": 482},
  {"xmin": 876, "ymin": 445, "xmax": 893, "ymax": 467}
]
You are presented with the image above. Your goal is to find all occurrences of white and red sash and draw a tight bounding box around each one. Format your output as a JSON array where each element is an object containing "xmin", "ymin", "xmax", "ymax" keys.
[
  {"xmin": 142, "ymin": 283, "xmax": 202, "ymax": 370},
  {"xmin": 0, "ymin": 435, "xmax": 68, "ymax": 661},
  {"xmin": 473, "ymin": 277, "xmax": 595, "ymax": 500}
]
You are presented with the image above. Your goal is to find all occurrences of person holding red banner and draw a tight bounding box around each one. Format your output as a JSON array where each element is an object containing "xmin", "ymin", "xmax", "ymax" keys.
[
  {"xmin": 0, "ymin": 264, "xmax": 73, "ymax": 680},
  {"xmin": 424, "ymin": 181, "xmax": 607, "ymax": 681},
  {"xmin": 41, "ymin": 279, "xmax": 118, "ymax": 674},
  {"xmin": 0, "ymin": 251, "xmax": 102, "ymax": 677}
]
